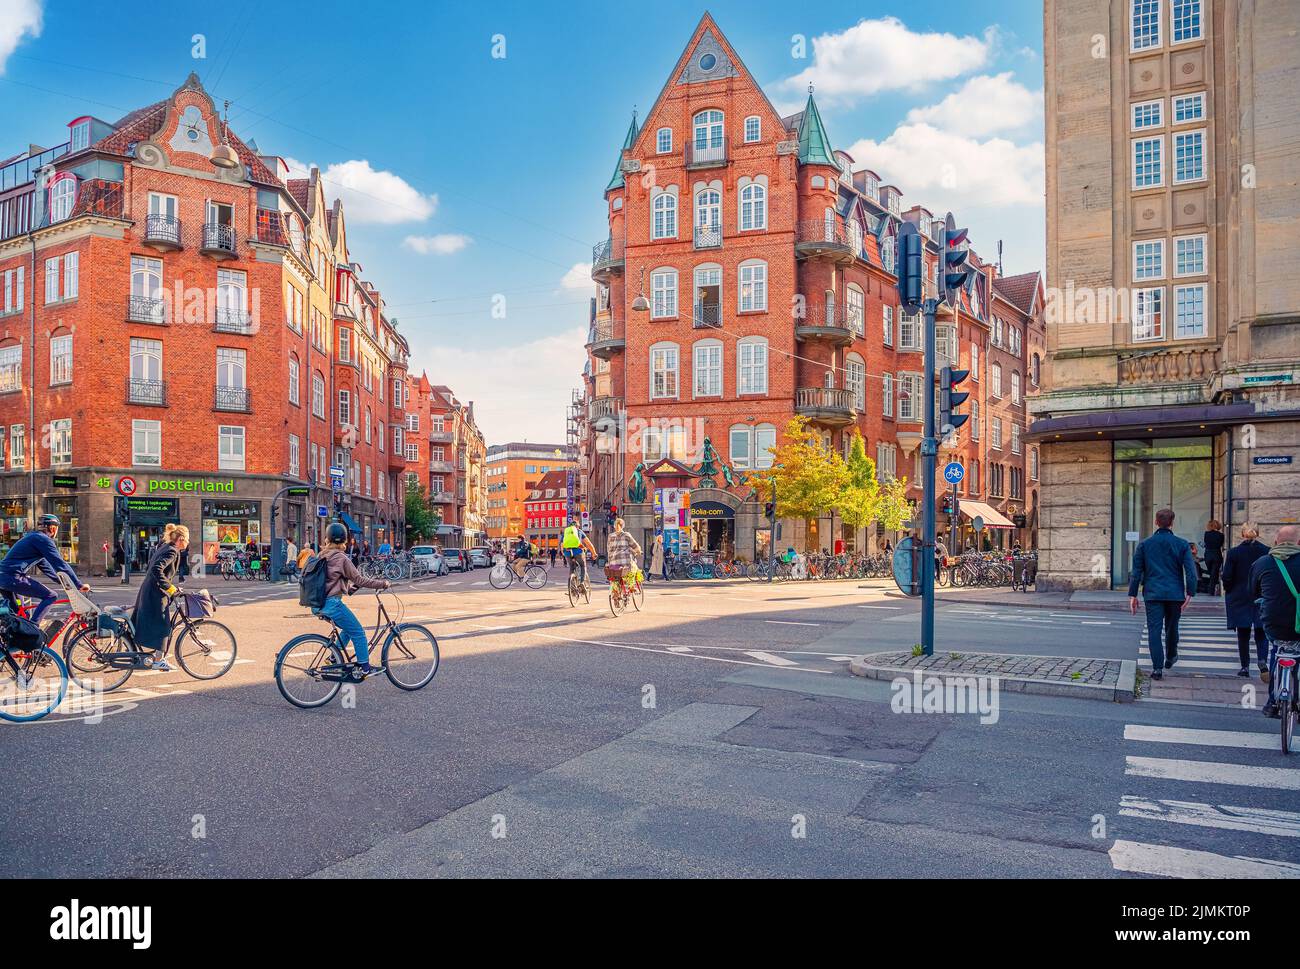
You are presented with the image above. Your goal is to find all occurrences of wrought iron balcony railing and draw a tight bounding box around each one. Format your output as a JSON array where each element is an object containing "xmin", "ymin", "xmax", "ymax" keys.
[
  {"xmin": 127, "ymin": 295, "xmax": 167, "ymax": 325},
  {"xmin": 143, "ymin": 215, "xmax": 182, "ymax": 249},
  {"xmin": 794, "ymin": 219, "xmax": 852, "ymax": 254},
  {"xmin": 214, "ymin": 307, "xmax": 255, "ymax": 334},
  {"xmin": 592, "ymin": 237, "xmax": 625, "ymax": 275},
  {"xmin": 126, "ymin": 377, "xmax": 166, "ymax": 406},
  {"xmin": 693, "ymin": 223, "xmax": 722, "ymax": 249},
  {"xmin": 200, "ymin": 222, "xmax": 237, "ymax": 256},
  {"xmin": 214, "ymin": 386, "xmax": 251, "ymax": 412},
  {"xmin": 685, "ymin": 141, "xmax": 728, "ymax": 168},
  {"xmin": 693, "ymin": 303, "xmax": 722, "ymax": 329}
]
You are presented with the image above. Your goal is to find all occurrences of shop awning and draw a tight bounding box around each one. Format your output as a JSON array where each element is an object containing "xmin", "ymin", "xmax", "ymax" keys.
[
  {"xmin": 959, "ymin": 501, "xmax": 1015, "ymax": 529},
  {"xmin": 340, "ymin": 513, "xmax": 362, "ymax": 534}
]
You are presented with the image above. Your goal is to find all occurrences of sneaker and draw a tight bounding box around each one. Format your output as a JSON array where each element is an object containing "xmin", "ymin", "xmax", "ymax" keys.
[
  {"xmin": 356, "ymin": 662, "xmax": 385, "ymax": 678},
  {"xmin": 1262, "ymin": 701, "xmax": 1280, "ymax": 719},
  {"xmin": 1237, "ymin": 668, "xmax": 1249, "ymax": 677},
  {"xmin": 149, "ymin": 658, "xmax": 172, "ymax": 672},
  {"xmin": 1260, "ymin": 666, "xmax": 1270, "ymax": 684},
  {"xmin": 1165, "ymin": 651, "xmax": 1178, "ymax": 669}
]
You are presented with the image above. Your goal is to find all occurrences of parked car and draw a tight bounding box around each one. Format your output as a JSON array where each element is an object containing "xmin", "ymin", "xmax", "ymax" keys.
[
  {"xmin": 442, "ymin": 548, "xmax": 471, "ymax": 572},
  {"xmin": 468, "ymin": 546, "xmax": 492, "ymax": 569},
  {"xmin": 409, "ymin": 545, "xmax": 447, "ymax": 576}
]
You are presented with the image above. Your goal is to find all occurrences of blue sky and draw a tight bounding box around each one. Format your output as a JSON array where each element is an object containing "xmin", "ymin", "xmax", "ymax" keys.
[{"xmin": 1, "ymin": 0, "xmax": 1045, "ymax": 443}]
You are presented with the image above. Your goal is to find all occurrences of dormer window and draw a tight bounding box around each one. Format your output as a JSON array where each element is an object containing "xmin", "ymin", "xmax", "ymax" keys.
[
  {"xmin": 69, "ymin": 119, "xmax": 90, "ymax": 153},
  {"xmin": 49, "ymin": 174, "xmax": 77, "ymax": 223}
]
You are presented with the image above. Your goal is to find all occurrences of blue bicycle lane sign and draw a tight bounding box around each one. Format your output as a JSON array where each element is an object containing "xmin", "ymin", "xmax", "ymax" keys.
[{"xmin": 943, "ymin": 462, "xmax": 964, "ymax": 484}]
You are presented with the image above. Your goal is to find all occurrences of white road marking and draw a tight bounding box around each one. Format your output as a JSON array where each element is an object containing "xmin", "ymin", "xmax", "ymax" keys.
[
  {"xmin": 1081, "ymin": 621, "xmax": 1111, "ymax": 626},
  {"xmin": 743, "ymin": 651, "xmax": 800, "ymax": 667},
  {"xmin": 1124, "ymin": 724, "xmax": 1277, "ymax": 749},
  {"xmin": 762, "ymin": 620, "xmax": 820, "ymax": 627},
  {"xmin": 1108, "ymin": 840, "xmax": 1300, "ymax": 879},
  {"xmin": 827, "ymin": 655, "xmax": 858, "ymax": 662},
  {"xmin": 665, "ymin": 646, "xmax": 693, "ymax": 653},
  {"xmin": 856, "ymin": 605, "xmax": 901, "ymax": 610},
  {"xmin": 526, "ymin": 630, "xmax": 829, "ymax": 673},
  {"xmin": 1140, "ymin": 658, "xmax": 1242, "ymax": 671},
  {"xmin": 1125, "ymin": 756, "xmax": 1300, "ymax": 790},
  {"xmin": 1119, "ymin": 796, "xmax": 1300, "ymax": 838}
]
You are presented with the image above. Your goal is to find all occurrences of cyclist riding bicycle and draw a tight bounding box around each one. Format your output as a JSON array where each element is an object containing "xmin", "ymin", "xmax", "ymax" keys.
[
  {"xmin": 314, "ymin": 522, "xmax": 391, "ymax": 678},
  {"xmin": 0, "ymin": 514, "xmax": 89, "ymax": 623},
  {"xmin": 561, "ymin": 519, "xmax": 596, "ymax": 588}
]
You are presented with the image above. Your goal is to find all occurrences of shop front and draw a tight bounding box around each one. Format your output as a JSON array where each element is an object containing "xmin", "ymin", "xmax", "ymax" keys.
[
  {"xmin": 118, "ymin": 496, "xmax": 182, "ymax": 571},
  {"xmin": 201, "ymin": 499, "xmax": 263, "ymax": 564},
  {"xmin": 689, "ymin": 500, "xmax": 735, "ymax": 557}
]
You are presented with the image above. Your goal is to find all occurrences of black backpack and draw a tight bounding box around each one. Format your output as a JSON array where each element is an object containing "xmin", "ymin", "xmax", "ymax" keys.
[{"xmin": 299, "ymin": 554, "xmax": 329, "ymax": 610}]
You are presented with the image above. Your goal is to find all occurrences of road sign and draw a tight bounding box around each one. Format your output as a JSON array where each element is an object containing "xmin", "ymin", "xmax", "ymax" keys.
[
  {"xmin": 317, "ymin": 505, "xmax": 329, "ymax": 518},
  {"xmin": 329, "ymin": 467, "xmax": 346, "ymax": 490},
  {"xmin": 972, "ymin": 515, "xmax": 985, "ymax": 532},
  {"xmin": 115, "ymin": 476, "xmax": 137, "ymax": 497},
  {"xmin": 943, "ymin": 462, "xmax": 964, "ymax": 484},
  {"xmin": 892, "ymin": 537, "xmax": 921, "ymax": 597}
]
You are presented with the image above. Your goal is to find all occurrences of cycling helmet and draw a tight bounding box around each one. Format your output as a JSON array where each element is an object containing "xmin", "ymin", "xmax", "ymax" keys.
[
  {"xmin": 325, "ymin": 522, "xmax": 348, "ymax": 544},
  {"xmin": 38, "ymin": 514, "xmax": 61, "ymax": 527}
]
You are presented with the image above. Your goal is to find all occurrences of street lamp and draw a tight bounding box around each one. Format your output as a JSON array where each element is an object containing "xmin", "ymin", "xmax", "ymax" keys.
[
  {"xmin": 630, "ymin": 267, "xmax": 650, "ymax": 313},
  {"xmin": 209, "ymin": 100, "xmax": 240, "ymax": 170}
]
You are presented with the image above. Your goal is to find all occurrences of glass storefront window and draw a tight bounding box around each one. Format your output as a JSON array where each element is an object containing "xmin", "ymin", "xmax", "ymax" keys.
[
  {"xmin": 1112, "ymin": 438, "xmax": 1212, "ymax": 588},
  {"xmin": 47, "ymin": 497, "xmax": 78, "ymax": 565},
  {"xmin": 1, "ymin": 498, "xmax": 26, "ymax": 555}
]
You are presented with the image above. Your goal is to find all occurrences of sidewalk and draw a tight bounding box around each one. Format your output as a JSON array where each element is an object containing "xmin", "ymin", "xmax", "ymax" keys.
[{"xmin": 848, "ymin": 649, "xmax": 1135, "ymax": 702}]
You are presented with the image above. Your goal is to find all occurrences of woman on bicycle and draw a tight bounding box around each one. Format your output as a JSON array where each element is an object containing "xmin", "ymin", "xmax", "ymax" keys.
[
  {"xmin": 605, "ymin": 518, "xmax": 642, "ymax": 589},
  {"xmin": 132, "ymin": 522, "xmax": 189, "ymax": 671},
  {"xmin": 316, "ymin": 522, "xmax": 390, "ymax": 677}
]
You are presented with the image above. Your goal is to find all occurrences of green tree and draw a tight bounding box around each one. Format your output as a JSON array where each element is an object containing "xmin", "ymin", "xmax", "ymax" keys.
[
  {"xmin": 755, "ymin": 417, "xmax": 848, "ymax": 522},
  {"xmin": 840, "ymin": 431, "xmax": 915, "ymax": 533},
  {"xmin": 405, "ymin": 478, "xmax": 442, "ymax": 544}
]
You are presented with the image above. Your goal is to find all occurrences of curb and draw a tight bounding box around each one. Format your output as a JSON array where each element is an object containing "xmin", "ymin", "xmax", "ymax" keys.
[
  {"xmin": 907, "ymin": 590, "xmax": 1222, "ymax": 616},
  {"xmin": 848, "ymin": 654, "xmax": 1138, "ymax": 703}
]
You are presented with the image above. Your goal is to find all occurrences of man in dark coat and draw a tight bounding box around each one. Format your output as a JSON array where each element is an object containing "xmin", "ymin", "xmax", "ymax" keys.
[
  {"xmin": 1128, "ymin": 508, "xmax": 1198, "ymax": 680},
  {"xmin": 1202, "ymin": 520, "xmax": 1226, "ymax": 595},
  {"xmin": 1221, "ymin": 522, "xmax": 1269, "ymax": 678},
  {"xmin": 1251, "ymin": 525, "xmax": 1300, "ymax": 718}
]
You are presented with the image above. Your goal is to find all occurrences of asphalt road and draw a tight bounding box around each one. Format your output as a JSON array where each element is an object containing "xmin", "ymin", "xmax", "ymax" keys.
[{"xmin": 2, "ymin": 568, "xmax": 1296, "ymax": 878}]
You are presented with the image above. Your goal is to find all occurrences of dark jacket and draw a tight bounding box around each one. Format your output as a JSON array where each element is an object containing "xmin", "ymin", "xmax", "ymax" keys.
[
  {"xmin": 1127, "ymin": 527, "xmax": 1197, "ymax": 601},
  {"xmin": 1202, "ymin": 529, "xmax": 1225, "ymax": 564},
  {"xmin": 132, "ymin": 542, "xmax": 181, "ymax": 651},
  {"xmin": 1250, "ymin": 551, "xmax": 1300, "ymax": 643},
  {"xmin": 1221, "ymin": 539, "xmax": 1269, "ymax": 628},
  {"xmin": 0, "ymin": 529, "xmax": 81, "ymax": 586}
]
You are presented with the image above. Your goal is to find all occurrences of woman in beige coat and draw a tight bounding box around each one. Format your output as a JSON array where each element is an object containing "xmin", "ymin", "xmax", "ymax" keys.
[{"xmin": 650, "ymin": 534, "xmax": 665, "ymax": 581}]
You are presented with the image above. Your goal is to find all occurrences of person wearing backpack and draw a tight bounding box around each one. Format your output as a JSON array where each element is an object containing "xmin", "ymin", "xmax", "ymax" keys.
[
  {"xmin": 1251, "ymin": 524, "xmax": 1300, "ymax": 719},
  {"xmin": 302, "ymin": 522, "xmax": 390, "ymax": 677}
]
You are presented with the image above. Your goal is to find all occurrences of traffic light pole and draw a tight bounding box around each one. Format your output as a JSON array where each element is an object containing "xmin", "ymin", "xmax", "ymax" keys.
[{"xmin": 921, "ymin": 297, "xmax": 938, "ymax": 658}]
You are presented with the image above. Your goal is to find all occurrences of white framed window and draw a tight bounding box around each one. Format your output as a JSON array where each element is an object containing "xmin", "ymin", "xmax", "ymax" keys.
[
  {"xmin": 846, "ymin": 353, "xmax": 866, "ymax": 411},
  {"xmin": 1030, "ymin": 448, "xmax": 1039, "ymax": 481},
  {"xmin": 1172, "ymin": 91, "xmax": 1205, "ymax": 124},
  {"xmin": 217, "ymin": 347, "xmax": 246, "ymax": 388},
  {"xmin": 651, "ymin": 268, "xmax": 677, "ymax": 319},
  {"xmin": 991, "ymin": 362, "xmax": 1003, "ymax": 398},
  {"xmin": 289, "ymin": 434, "xmax": 301, "ymax": 477},
  {"xmin": 695, "ymin": 187, "xmax": 721, "ymax": 234},
  {"xmin": 70, "ymin": 121, "xmax": 90, "ymax": 152},
  {"xmin": 1011, "ymin": 425, "xmax": 1021, "ymax": 455},
  {"xmin": 365, "ymin": 408, "xmax": 372, "ymax": 444},
  {"xmin": 49, "ymin": 176, "xmax": 76, "ymax": 223},
  {"xmin": 405, "ymin": 443, "xmax": 418, "ymax": 462},
  {"xmin": 744, "ymin": 116, "xmax": 761, "ymax": 143},
  {"xmin": 882, "ymin": 372, "xmax": 893, "ymax": 417},
  {"xmin": 898, "ymin": 372, "xmax": 923, "ymax": 422},
  {"xmin": 694, "ymin": 264, "xmax": 721, "ymax": 325},
  {"xmin": 338, "ymin": 389, "xmax": 352, "ymax": 425},
  {"xmin": 693, "ymin": 340, "xmax": 722, "ymax": 398},
  {"xmin": 738, "ymin": 260, "xmax": 767, "ymax": 312},
  {"xmin": 45, "ymin": 257, "xmax": 59, "ymax": 304},
  {"xmin": 312, "ymin": 373, "xmax": 326, "ymax": 418},
  {"xmin": 1174, "ymin": 234, "xmax": 1207, "ymax": 277},
  {"xmin": 9, "ymin": 424, "xmax": 24, "ymax": 469},
  {"xmin": 1131, "ymin": 99, "xmax": 1164, "ymax": 131},
  {"xmin": 365, "ymin": 465, "xmax": 372, "ymax": 496},
  {"xmin": 1173, "ymin": 129, "xmax": 1206, "ymax": 183},
  {"xmin": 1011, "ymin": 371, "xmax": 1021, "ymax": 405},
  {"xmin": 729, "ymin": 425, "xmax": 752, "ymax": 470},
  {"xmin": 338, "ymin": 328, "xmax": 351, "ymax": 363},
  {"xmin": 288, "ymin": 356, "xmax": 300, "ymax": 405},
  {"xmin": 50, "ymin": 418, "xmax": 72, "ymax": 466},
  {"xmin": 737, "ymin": 337, "xmax": 768, "ymax": 395},
  {"xmin": 133, "ymin": 419, "xmax": 161, "ymax": 466},
  {"xmin": 62, "ymin": 251, "xmax": 78, "ymax": 300},
  {"xmin": 1133, "ymin": 287, "xmax": 1165, "ymax": 341},
  {"xmin": 130, "ymin": 337, "xmax": 161, "ymax": 384},
  {"xmin": 937, "ymin": 324, "xmax": 957, "ymax": 366},
  {"xmin": 693, "ymin": 109, "xmax": 724, "ymax": 156},
  {"xmin": 49, "ymin": 334, "xmax": 72, "ymax": 385},
  {"xmin": 1, "ymin": 267, "xmax": 23, "ymax": 316},
  {"xmin": 876, "ymin": 443, "xmax": 898, "ymax": 483},
  {"xmin": 650, "ymin": 342, "xmax": 679, "ymax": 399},
  {"xmin": 898, "ymin": 312, "xmax": 921, "ymax": 350},
  {"xmin": 846, "ymin": 286, "xmax": 864, "ymax": 337},
  {"xmin": 652, "ymin": 190, "xmax": 677, "ymax": 239},
  {"xmin": 1174, "ymin": 283, "xmax": 1207, "ymax": 338},
  {"xmin": 739, "ymin": 182, "xmax": 766, "ymax": 231},
  {"xmin": 883, "ymin": 305, "xmax": 893, "ymax": 346},
  {"xmin": 1131, "ymin": 0, "xmax": 1161, "ymax": 51},
  {"xmin": 0, "ymin": 345, "xmax": 21, "ymax": 394},
  {"xmin": 971, "ymin": 400, "xmax": 981, "ymax": 441},
  {"xmin": 216, "ymin": 267, "xmax": 244, "ymax": 313},
  {"xmin": 1171, "ymin": 0, "xmax": 1202, "ymax": 43},
  {"xmin": 1132, "ymin": 136, "xmax": 1164, "ymax": 188},
  {"xmin": 991, "ymin": 417, "xmax": 1003, "ymax": 451},
  {"xmin": 971, "ymin": 343, "xmax": 980, "ymax": 381},
  {"xmin": 656, "ymin": 127, "xmax": 672, "ymax": 154},
  {"xmin": 1133, "ymin": 239, "xmax": 1165, "ymax": 281}
]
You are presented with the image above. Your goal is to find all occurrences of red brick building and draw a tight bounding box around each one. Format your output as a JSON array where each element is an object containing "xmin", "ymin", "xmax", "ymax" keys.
[
  {"xmin": 402, "ymin": 374, "xmax": 487, "ymax": 548},
  {"xmin": 0, "ymin": 74, "xmax": 408, "ymax": 573},
  {"xmin": 576, "ymin": 14, "xmax": 1041, "ymax": 558},
  {"xmin": 523, "ymin": 469, "xmax": 571, "ymax": 551}
]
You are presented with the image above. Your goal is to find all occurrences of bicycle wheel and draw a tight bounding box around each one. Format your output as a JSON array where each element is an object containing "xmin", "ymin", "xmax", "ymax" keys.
[
  {"xmin": 567, "ymin": 573, "xmax": 580, "ymax": 608},
  {"xmin": 631, "ymin": 581, "xmax": 645, "ymax": 611},
  {"xmin": 489, "ymin": 564, "xmax": 513, "ymax": 589},
  {"xmin": 173, "ymin": 619, "xmax": 237, "ymax": 680},
  {"xmin": 609, "ymin": 587, "xmax": 625, "ymax": 617},
  {"xmin": 0, "ymin": 646, "xmax": 68, "ymax": 722},
  {"xmin": 523, "ymin": 565, "xmax": 548, "ymax": 590},
  {"xmin": 221, "ymin": 563, "xmax": 232, "ymax": 581},
  {"xmin": 1282, "ymin": 666, "xmax": 1297, "ymax": 755},
  {"xmin": 274, "ymin": 635, "xmax": 344, "ymax": 709},
  {"xmin": 382, "ymin": 623, "xmax": 440, "ymax": 691},
  {"xmin": 384, "ymin": 561, "xmax": 403, "ymax": 581},
  {"xmin": 63, "ymin": 625, "xmax": 134, "ymax": 693}
]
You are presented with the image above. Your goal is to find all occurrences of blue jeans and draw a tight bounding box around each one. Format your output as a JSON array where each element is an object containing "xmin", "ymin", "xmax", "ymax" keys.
[
  {"xmin": 1144, "ymin": 599, "xmax": 1182, "ymax": 671},
  {"xmin": 0, "ymin": 575, "xmax": 59, "ymax": 622},
  {"xmin": 316, "ymin": 596, "xmax": 370, "ymax": 664}
]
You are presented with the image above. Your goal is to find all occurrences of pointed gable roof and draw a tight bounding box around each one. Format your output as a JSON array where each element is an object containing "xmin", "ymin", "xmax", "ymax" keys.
[
  {"xmin": 797, "ymin": 92, "xmax": 835, "ymax": 167},
  {"xmin": 605, "ymin": 113, "xmax": 639, "ymax": 193},
  {"xmin": 993, "ymin": 271, "xmax": 1043, "ymax": 315}
]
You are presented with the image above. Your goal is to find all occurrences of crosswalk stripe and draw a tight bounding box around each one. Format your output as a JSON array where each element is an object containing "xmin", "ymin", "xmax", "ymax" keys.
[
  {"xmin": 1142, "ymin": 659, "xmax": 1241, "ymax": 671},
  {"xmin": 1124, "ymin": 724, "xmax": 1277, "ymax": 749},
  {"xmin": 1119, "ymin": 796, "xmax": 1300, "ymax": 838},
  {"xmin": 1125, "ymin": 756, "xmax": 1300, "ymax": 790},
  {"xmin": 744, "ymin": 651, "xmax": 799, "ymax": 667},
  {"xmin": 1108, "ymin": 840, "xmax": 1300, "ymax": 879}
]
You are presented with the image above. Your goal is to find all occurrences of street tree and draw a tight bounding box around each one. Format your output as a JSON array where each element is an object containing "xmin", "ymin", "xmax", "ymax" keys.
[
  {"xmin": 405, "ymin": 479, "xmax": 442, "ymax": 544},
  {"xmin": 756, "ymin": 417, "xmax": 848, "ymax": 524},
  {"xmin": 840, "ymin": 431, "xmax": 915, "ymax": 534}
]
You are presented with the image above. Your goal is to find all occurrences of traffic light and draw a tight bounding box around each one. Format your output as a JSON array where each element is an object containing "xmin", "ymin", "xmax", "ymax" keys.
[
  {"xmin": 895, "ymin": 222, "xmax": 924, "ymax": 315},
  {"xmin": 764, "ymin": 501, "xmax": 775, "ymax": 520},
  {"xmin": 938, "ymin": 213, "xmax": 971, "ymax": 306},
  {"xmin": 940, "ymin": 366, "xmax": 971, "ymax": 435}
]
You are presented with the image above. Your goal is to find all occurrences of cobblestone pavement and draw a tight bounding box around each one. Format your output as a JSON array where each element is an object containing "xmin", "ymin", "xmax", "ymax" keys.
[{"xmin": 855, "ymin": 649, "xmax": 1123, "ymax": 686}]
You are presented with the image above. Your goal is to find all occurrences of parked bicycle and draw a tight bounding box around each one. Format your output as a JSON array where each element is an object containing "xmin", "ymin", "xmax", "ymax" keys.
[{"xmin": 273, "ymin": 589, "xmax": 439, "ymax": 709}]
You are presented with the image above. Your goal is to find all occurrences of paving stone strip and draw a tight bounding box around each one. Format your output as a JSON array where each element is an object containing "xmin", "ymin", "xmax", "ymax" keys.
[{"xmin": 849, "ymin": 649, "xmax": 1135, "ymax": 701}]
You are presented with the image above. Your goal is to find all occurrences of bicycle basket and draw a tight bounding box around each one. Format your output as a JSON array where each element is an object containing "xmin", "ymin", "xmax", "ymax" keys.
[
  {"xmin": 181, "ymin": 590, "xmax": 217, "ymax": 618},
  {"xmin": 0, "ymin": 612, "xmax": 43, "ymax": 652}
]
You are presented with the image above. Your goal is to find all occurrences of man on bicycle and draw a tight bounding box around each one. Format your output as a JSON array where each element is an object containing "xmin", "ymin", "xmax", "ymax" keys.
[
  {"xmin": 561, "ymin": 519, "xmax": 596, "ymax": 589},
  {"xmin": 0, "ymin": 514, "xmax": 89, "ymax": 622}
]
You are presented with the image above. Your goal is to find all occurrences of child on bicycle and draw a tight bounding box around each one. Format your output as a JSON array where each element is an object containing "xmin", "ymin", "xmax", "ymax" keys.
[{"xmin": 315, "ymin": 522, "xmax": 391, "ymax": 677}]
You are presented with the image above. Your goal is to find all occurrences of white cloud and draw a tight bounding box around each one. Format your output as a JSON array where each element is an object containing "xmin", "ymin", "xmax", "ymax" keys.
[
  {"xmin": 559, "ymin": 263, "xmax": 593, "ymax": 292},
  {"xmin": 776, "ymin": 17, "xmax": 995, "ymax": 105},
  {"xmin": 283, "ymin": 158, "xmax": 437, "ymax": 224},
  {"xmin": 0, "ymin": 0, "xmax": 42, "ymax": 75},
  {"xmin": 412, "ymin": 328, "xmax": 586, "ymax": 444},
  {"xmin": 403, "ymin": 234, "xmax": 472, "ymax": 255},
  {"xmin": 905, "ymin": 73, "xmax": 1042, "ymax": 137}
]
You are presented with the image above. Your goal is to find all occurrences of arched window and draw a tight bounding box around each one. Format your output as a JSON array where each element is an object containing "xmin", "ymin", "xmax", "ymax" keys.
[
  {"xmin": 692, "ymin": 338, "xmax": 722, "ymax": 398},
  {"xmin": 738, "ymin": 259, "xmax": 767, "ymax": 312},
  {"xmin": 737, "ymin": 336, "xmax": 768, "ymax": 395},
  {"xmin": 695, "ymin": 188, "xmax": 721, "ymax": 246},
  {"xmin": 656, "ymin": 127, "xmax": 673, "ymax": 154},
  {"xmin": 849, "ymin": 218, "xmax": 863, "ymax": 255},
  {"xmin": 846, "ymin": 353, "xmax": 866, "ymax": 411},
  {"xmin": 652, "ymin": 190, "xmax": 677, "ymax": 239},
  {"xmin": 49, "ymin": 175, "xmax": 77, "ymax": 223},
  {"xmin": 649, "ymin": 342, "xmax": 679, "ymax": 399},
  {"xmin": 729, "ymin": 424, "xmax": 753, "ymax": 470},
  {"xmin": 1011, "ymin": 371, "xmax": 1022, "ymax": 404},
  {"xmin": 744, "ymin": 116, "xmax": 761, "ymax": 143},
  {"xmin": 883, "ymin": 233, "xmax": 895, "ymax": 273},
  {"xmin": 739, "ymin": 182, "xmax": 766, "ymax": 231},
  {"xmin": 1030, "ymin": 448, "xmax": 1039, "ymax": 481},
  {"xmin": 1031, "ymin": 352, "xmax": 1041, "ymax": 386},
  {"xmin": 754, "ymin": 423, "xmax": 776, "ymax": 469},
  {"xmin": 846, "ymin": 284, "xmax": 865, "ymax": 336},
  {"xmin": 693, "ymin": 109, "xmax": 724, "ymax": 161},
  {"xmin": 288, "ymin": 354, "xmax": 301, "ymax": 406}
]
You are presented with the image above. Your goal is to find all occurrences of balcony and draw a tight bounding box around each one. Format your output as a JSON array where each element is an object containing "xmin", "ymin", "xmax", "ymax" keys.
[
  {"xmin": 693, "ymin": 222, "xmax": 722, "ymax": 250},
  {"xmin": 591, "ymin": 237, "xmax": 625, "ymax": 281},
  {"xmin": 429, "ymin": 491, "xmax": 455, "ymax": 504},
  {"xmin": 214, "ymin": 307, "xmax": 255, "ymax": 334},
  {"xmin": 795, "ymin": 220, "xmax": 854, "ymax": 262},
  {"xmin": 794, "ymin": 386, "xmax": 857, "ymax": 426},
  {"xmin": 1118, "ymin": 346, "xmax": 1221, "ymax": 385},
  {"xmin": 693, "ymin": 303, "xmax": 722, "ymax": 329},
  {"xmin": 685, "ymin": 141, "xmax": 728, "ymax": 169},
  {"xmin": 586, "ymin": 318, "xmax": 625, "ymax": 360},
  {"xmin": 200, "ymin": 223, "xmax": 237, "ymax": 258},
  {"xmin": 587, "ymin": 395, "xmax": 622, "ymax": 423},
  {"xmin": 127, "ymin": 295, "xmax": 168, "ymax": 325},
  {"xmin": 429, "ymin": 459, "xmax": 454, "ymax": 473},
  {"xmin": 794, "ymin": 303, "xmax": 857, "ymax": 346},
  {"xmin": 429, "ymin": 429, "xmax": 453, "ymax": 444},
  {"xmin": 214, "ymin": 386, "xmax": 251, "ymax": 413},
  {"xmin": 126, "ymin": 377, "xmax": 166, "ymax": 407},
  {"xmin": 143, "ymin": 215, "xmax": 183, "ymax": 251}
]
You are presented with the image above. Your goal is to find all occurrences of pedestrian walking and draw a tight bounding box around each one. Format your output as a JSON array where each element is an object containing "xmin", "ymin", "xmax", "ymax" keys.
[
  {"xmin": 1221, "ymin": 522, "xmax": 1270, "ymax": 678},
  {"xmin": 548, "ymin": 546, "xmax": 557, "ymax": 568},
  {"xmin": 1203, "ymin": 519, "xmax": 1226, "ymax": 595},
  {"xmin": 1251, "ymin": 524, "xmax": 1300, "ymax": 719},
  {"xmin": 650, "ymin": 534, "xmax": 665, "ymax": 581},
  {"xmin": 1127, "ymin": 508, "xmax": 1198, "ymax": 680}
]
